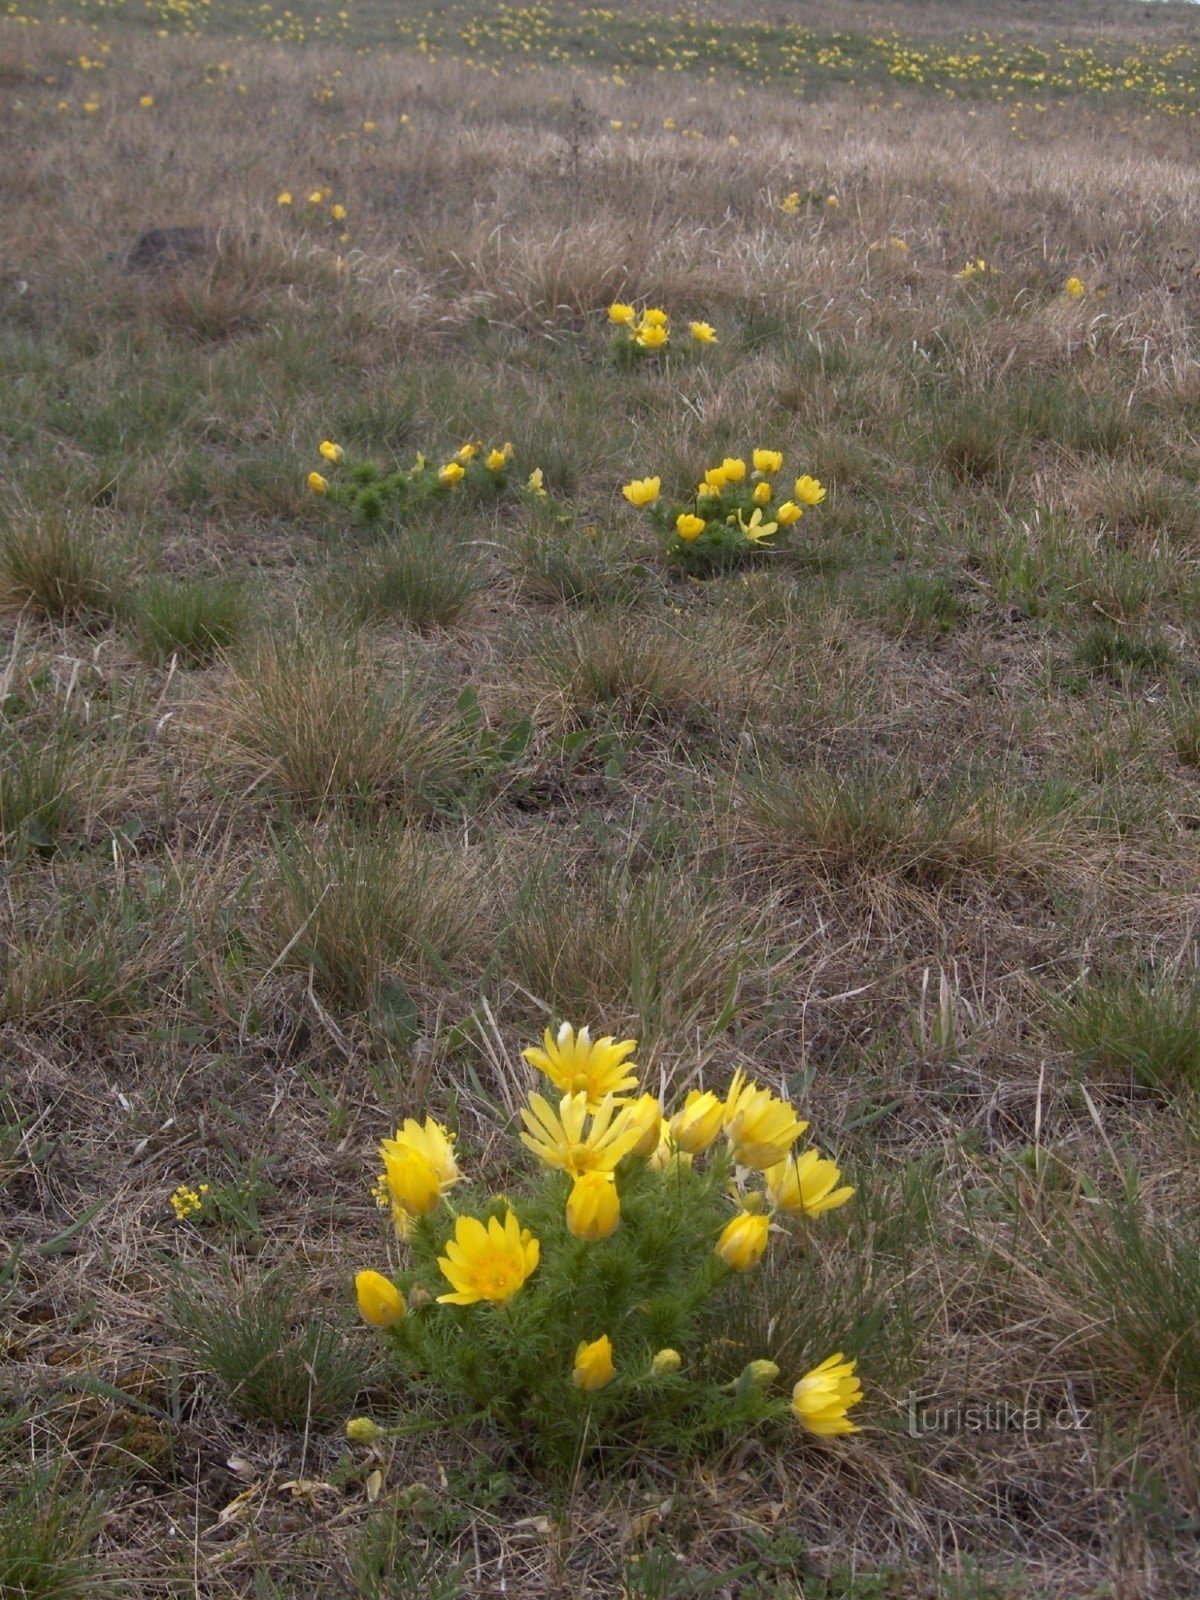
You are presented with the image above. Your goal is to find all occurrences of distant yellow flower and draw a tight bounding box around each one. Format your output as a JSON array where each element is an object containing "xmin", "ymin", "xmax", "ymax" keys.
[
  {"xmin": 792, "ymin": 1353, "xmax": 863, "ymax": 1435},
  {"xmin": 723, "ymin": 1070, "xmax": 809, "ymax": 1169},
  {"xmin": 455, "ymin": 442, "xmax": 477, "ymax": 464},
  {"xmin": 697, "ymin": 483, "xmax": 718, "ymax": 500},
  {"xmin": 331, "ymin": 203, "xmax": 347, "ymax": 222},
  {"xmin": 308, "ymin": 190, "xmax": 324, "ymax": 204},
  {"xmin": 520, "ymin": 1091, "xmax": 641, "ymax": 1176},
  {"xmin": 522, "ymin": 1022, "xmax": 639, "ymax": 1110},
  {"xmin": 676, "ymin": 512, "xmax": 706, "ymax": 541},
  {"xmin": 721, "ymin": 457, "xmax": 747, "ymax": 483},
  {"xmin": 753, "ymin": 449, "xmax": 783, "ymax": 476},
  {"xmin": 622, "ymin": 476, "xmax": 661, "ymax": 507},
  {"xmin": 781, "ymin": 192, "xmax": 801, "ymax": 214},
  {"xmin": 319, "ymin": 439, "xmax": 344, "ymax": 464},
  {"xmin": 566, "ymin": 1171, "xmax": 620, "ymax": 1241},
  {"xmin": 438, "ymin": 461, "xmax": 465, "ymax": 486},
  {"xmin": 307, "ymin": 471, "xmax": 328, "ymax": 495},
  {"xmin": 437, "ymin": 1210, "xmax": 540, "ymax": 1306},
  {"xmin": 651, "ymin": 1348, "xmax": 682, "ymax": 1376},
  {"xmin": 793, "ymin": 475, "xmax": 826, "ymax": 506},
  {"xmin": 622, "ymin": 1093, "xmax": 663, "ymax": 1157},
  {"xmin": 738, "ymin": 508, "xmax": 777, "ymax": 545},
  {"xmin": 669, "ymin": 1089, "xmax": 724, "ymax": 1154},
  {"xmin": 641, "ymin": 307, "xmax": 668, "ymax": 328},
  {"xmin": 775, "ymin": 501, "xmax": 803, "ymax": 526},
  {"xmin": 1065, "ymin": 276, "xmax": 1085, "ymax": 299},
  {"xmin": 765, "ymin": 1148, "xmax": 854, "ymax": 1216},
  {"xmin": 608, "ymin": 302, "xmax": 636, "ymax": 326},
  {"xmin": 635, "ymin": 323, "xmax": 668, "ymax": 350},
  {"xmin": 139, "ymin": 95, "xmax": 155, "ymax": 108},
  {"xmin": 752, "ymin": 482, "xmax": 771, "ymax": 506},
  {"xmin": 689, "ymin": 321, "xmax": 717, "ymax": 344},
  {"xmin": 715, "ymin": 1211, "xmax": 770, "ymax": 1272},
  {"xmin": 826, "ymin": 195, "xmax": 839, "ymax": 208},
  {"xmin": 573, "ymin": 1334, "xmax": 614, "ymax": 1391},
  {"xmin": 485, "ymin": 443, "xmax": 512, "ymax": 471},
  {"xmin": 363, "ymin": 121, "xmax": 376, "ymax": 132},
  {"xmin": 355, "ymin": 1270, "xmax": 406, "ymax": 1328},
  {"xmin": 703, "ymin": 466, "xmax": 728, "ymax": 491},
  {"xmin": 527, "ymin": 468, "xmax": 547, "ymax": 496},
  {"xmin": 277, "ymin": 189, "xmax": 293, "ymax": 207}
]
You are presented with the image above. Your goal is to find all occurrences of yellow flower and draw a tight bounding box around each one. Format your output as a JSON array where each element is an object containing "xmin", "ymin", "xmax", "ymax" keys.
[
  {"xmin": 608, "ymin": 302, "xmax": 637, "ymax": 326},
  {"xmin": 438, "ymin": 461, "xmax": 465, "ymax": 486},
  {"xmin": 455, "ymin": 442, "xmax": 477, "ymax": 464},
  {"xmin": 622, "ymin": 476, "xmax": 661, "ymax": 507},
  {"xmin": 703, "ymin": 466, "xmax": 728, "ymax": 491},
  {"xmin": 689, "ymin": 321, "xmax": 717, "ymax": 343},
  {"xmin": 437, "ymin": 1210, "xmax": 540, "ymax": 1306},
  {"xmin": 307, "ymin": 471, "xmax": 328, "ymax": 495},
  {"xmin": 669, "ymin": 1089, "xmax": 724, "ymax": 1154},
  {"xmin": 764, "ymin": 1148, "xmax": 854, "ymax": 1216},
  {"xmin": 331, "ymin": 203, "xmax": 347, "ymax": 222},
  {"xmin": 651, "ymin": 1348, "xmax": 682, "ymax": 1376},
  {"xmin": 308, "ymin": 190, "xmax": 324, "ymax": 204},
  {"xmin": 641, "ymin": 307, "xmax": 669, "ymax": 328},
  {"xmin": 723, "ymin": 1070, "xmax": 809, "ymax": 1170},
  {"xmin": 781, "ymin": 191, "xmax": 801, "ymax": 214},
  {"xmin": 715, "ymin": 1211, "xmax": 770, "ymax": 1272},
  {"xmin": 775, "ymin": 501, "xmax": 803, "ymax": 526},
  {"xmin": 345, "ymin": 1416, "xmax": 382, "ymax": 1443},
  {"xmin": 826, "ymin": 195, "xmax": 839, "ymax": 208},
  {"xmin": 319, "ymin": 439, "xmax": 344, "ymax": 464},
  {"xmin": 522, "ymin": 1022, "xmax": 639, "ymax": 1110},
  {"xmin": 791, "ymin": 1353, "xmax": 863, "ymax": 1435},
  {"xmin": 380, "ymin": 1117, "xmax": 460, "ymax": 1190},
  {"xmin": 573, "ymin": 1334, "xmax": 614, "ymax": 1391},
  {"xmin": 753, "ymin": 450, "xmax": 783, "ymax": 476},
  {"xmin": 622, "ymin": 1093, "xmax": 663, "ymax": 1157},
  {"xmin": 635, "ymin": 323, "xmax": 668, "ymax": 350},
  {"xmin": 565, "ymin": 1171, "xmax": 620, "ymax": 1241},
  {"xmin": 139, "ymin": 95, "xmax": 155, "ymax": 108},
  {"xmin": 520, "ymin": 1090, "xmax": 642, "ymax": 1176},
  {"xmin": 355, "ymin": 1270, "xmax": 406, "ymax": 1328},
  {"xmin": 697, "ymin": 483, "xmax": 717, "ymax": 500},
  {"xmin": 721, "ymin": 457, "xmax": 747, "ymax": 483},
  {"xmin": 752, "ymin": 482, "xmax": 771, "ymax": 506},
  {"xmin": 485, "ymin": 443, "xmax": 512, "ymax": 471},
  {"xmin": 363, "ymin": 121, "xmax": 376, "ymax": 132},
  {"xmin": 793, "ymin": 475, "xmax": 826, "ymax": 506},
  {"xmin": 380, "ymin": 1143, "xmax": 441, "ymax": 1218},
  {"xmin": 676, "ymin": 512, "xmax": 706, "ymax": 541},
  {"xmin": 1065, "ymin": 276, "xmax": 1085, "ymax": 300},
  {"xmin": 738, "ymin": 508, "xmax": 778, "ymax": 545},
  {"xmin": 527, "ymin": 468, "xmax": 547, "ymax": 496}
]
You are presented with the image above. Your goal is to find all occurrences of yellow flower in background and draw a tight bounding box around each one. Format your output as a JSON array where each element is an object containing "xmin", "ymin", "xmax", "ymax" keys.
[
  {"xmin": 380, "ymin": 1143, "xmax": 441, "ymax": 1218},
  {"xmin": 608, "ymin": 302, "xmax": 637, "ymax": 326},
  {"xmin": 139, "ymin": 94, "xmax": 155, "ymax": 108},
  {"xmin": 721, "ymin": 457, "xmax": 747, "ymax": 483},
  {"xmin": 355, "ymin": 1270, "xmax": 406, "ymax": 1328},
  {"xmin": 826, "ymin": 194, "xmax": 839, "ymax": 208},
  {"xmin": 523, "ymin": 1023, "xmax": 640, "ymax": 1110},
  {"xmin": 676, "ymin": 512, "xmax": 706, "ymax": 541},
  {"xmin": 455, "ymin": 442, "xmax": 478, "ymax": 464},
  {"xmin": 697, "ymin": 483, "xmax": 718, "ymax": 499},
  {"xmin": 703, "ymin": 466, "xmax": 728, "ymax": 491},
  {"xmin": 331, "ymin": 203, "xmax": 347, "ymax": 222},
  {"xmin": 791, "ymin": 1353, "xmax": 863, "ymax": 1435},
  {"xmin": 689, "ymin": 320, "xmax": 717, "ymax": 343},
  {"xmin": 752, "ymin": 449, "xmax": 783, "ymax": 476},
  {"xmin": 437, "ymin": 1210, "xmax": 540, "ymax": 1305},
  {"xmin": 765, "ymin": 1148, "xmax": 854, "ymax": 1216},
  {"xmin": 781, "ymin": 191, "xmax": 801, "ymax": 214},
  {"xmin": 738, "ymin": 508, "xmax": 777, "ymax": 545},
  {"xmin": 566, "ymin": 1171, "xmax": 620, "ymax": 1241},
  {"xmin": 319, "ymin": 439, "xmax": 344, "ymax": 464},
  {"xmin": 527, "ymin": 468, "xmax": 547, "ymax": 496},
  {"xmin": 520, "ymin": 1091, "xmax": 641, "ymax": 1176},
  {"xmin": 1065, "ymin": 276, "xmax": 1085, "ymax": 299},
  {"xmin": 307, "ymin": 471, "xmax": 328, "ymax": 495},
  {"xmin": 775, "ymin": 501, "xmax": 803, "ymax": 526},
  {"xmin": 651, "ymin": 1347, "xmax": 682, "ymax": 1376},
  {"xmin": 793, "ymin": 475, "xmax": 826, "ymax": 506},
  {"xmin": 635, "ymin": 323, "xmax": 668, "ymax": 350},
  {"xmin": 715, "ymin": 1210, "xmax": 770, "ymax": 1272},
  {"xmin": 485, "ymin": 443, "xmax": 512, "ymax": 471},
  {"xmin": 669, "ymin": 1089, "xmax": 724, "ymax": 1154},
  {"xmin": 622, "ymin": 476, "xmax": 661, "ymax": 507},
  {"xmin": 308, "ymin": 189, "xmax": 324, "ymax": 204},
  {"xmin": 723, "ymin": 1070, "xmax": 809, "ymax": 1169},
  {"xmin": 573, "ymin": 1334, "xmax": 615, "ymax": 1391},
  {"xmin": 752, "ymin": 482, "xmax": 771, "ymax": 506},
  {"xmin": 641, "ymin": 307, "xmax": 668, "ymax": 328},
  {"xmin": 438, "ymin": 461, "xmax": 465, "ymax": 486},
  {"xmin": 622, "ymin": 1093, "xmax": 663, "ymax": 1157},
  {"xmin": 380, "ymin": 1117, "xmax": 460, "ymax": 1191}
]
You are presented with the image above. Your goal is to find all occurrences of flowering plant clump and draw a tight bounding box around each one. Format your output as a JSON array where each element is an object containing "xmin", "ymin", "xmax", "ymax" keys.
[
  {"xmin": 305, "ymin": 437, "xmax": 543, "ymax": 527},
  {"xmin": 351, "ymin": 1022, "xmax": 861, "ymax": 1468},
  {"xmin": 606, "ymin": 302, "xmax": 718, "ymax": 366},
  {"xmin": 620, "ymin": 451, "xmax": 827, "ymax": 575}
]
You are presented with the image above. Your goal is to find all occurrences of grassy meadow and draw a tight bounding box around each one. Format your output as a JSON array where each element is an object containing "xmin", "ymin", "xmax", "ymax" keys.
[{"xmin": 5, "ymin": 0, "xmax": 1200, "ymax": 1593}]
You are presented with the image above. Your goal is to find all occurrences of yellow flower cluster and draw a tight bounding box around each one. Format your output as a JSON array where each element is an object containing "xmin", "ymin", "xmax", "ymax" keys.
[
  {"xmin": 955, "ymin": 258, "xmax": 992, "ymax": 281},
  {"xmin": 169, "ymin": 1182, "xmax": 210, "ymax": 1221},
  {"xmin": 607, "ymin": 302, "xmax": 717, "ymax": 354}
]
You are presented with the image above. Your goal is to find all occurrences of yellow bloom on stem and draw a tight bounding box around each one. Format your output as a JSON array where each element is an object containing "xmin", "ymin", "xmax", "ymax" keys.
[
  {"xmin": 139, "ymin": 94, "xmax": 155, "ymax": 108},
  {"xmin": 345, "ymin": 1416, "xmax": 382, "ymax": 1443},
  {"xmin": 438, "ymin": 461, "xmax": 465, "ymax": 486},
  {"xmin": 715, "ymin": 1210, "xmax": 770, "ymax": 1272},
  {"xmin": 380, "ymin": 1143, "xmax": 441, "ymax": 1218},
  {"xmin": 622, "ymin": 1092, "xmax": 663, "ymax": 1157},
  {"xmin": 437, "ymin": 1210, "xmax": 540, "ymax": 1306},
  {"xmin": 635, "ymin": 323, "xmax": 668, "ymax": 350},
  {"xmin": 319, "ymin": 439, "xmax": 344, "ymax": 464},
  {"xmin": 676, "ymin": 512, "xmax": 706, "ymax": 541},
  {"xmin": 793, "ymin": 475, "xmax": 826, "ymax": 506},
  {"xmin": 826, "ymin": 194, "xmax": 839, "ymax": 208},
  {"xmin": 721, "ymin": 457, "xmax": 747, "ymax": 483},
  {"xmin": 573, "ymin": 1334, "xmax": 614, "ymax": 1391},
  {"xmin": 775, "ymin": 501, "xmax": 803, "ymax": 526},
  {"xmin": 669, "ymin": 1089, "xmax": 724, "ymax": 1154},
  {"xmin": 791, "ymin": 1353, "xmax": 863, "ymax": 1435},
  {"xmin": 355, "ymin": 1270, "xmax": 406, "ymax": 1328},
  {"xmin": 277, "ymin": 191, "xmax": 293, "ymax": 205},
  {"xmin": 723, "ymin": 1070, "xmax": 809, "ymax": 1170},
  {"xmin": 651, "ymin": 1347, "xmax": 682, "ymax": 1376},
  {"xmin": 640, "ymin": 307, "xmax": 668, "ymax": 328},
  {"xmin": 752, "ymin": 482, "xmax": 771, "ymax": 506},
  {"xmin": 703, "ymin": 466, "xmax": 728, "ymax": 491},
  {"xmin": 608, "ymin": 302, "xmax": 637, "ymax": 326},
  {"xmin": 566, "ymin": 1171, "xmax": 620, "ymax": 1241},
  {"xmin": 689, "ymin": 320, "xmax": 717, "ymax": 344},
  {"xmin": 520, "ymin": 1090, "xmax": 641, "ymax": 1176},
  {"xmin": 380, "ymin": 1117, "xmax": 460, "ymax": 1190},
  {"xmin": 738, "ymin": 508, "xmax": 778, "ymax": 545},
  {"xmin": 308, "ymin": 190, "xmax": 324, "ymax": 204},
  {"xmin": 455, "ymin": 442, "xmax": 478, "ymax": 465},
  {"xmin": 527, "ymin": 467, "xmax": 547, "ymax": 496},
  {"xmin": 753, "ymin": 449, "xmax": 783, "ymax": 476},
  {"xmin": 522, "ymin": 1022, "xmax": 639, "ymax": 1110},
  {"xmin": 764, "ymin": 1148, "xmax": 854, "ymax": 1216},
  {"xmin": 331, "ymin": 203, "xmax": 347, "ymax": 222},
  {"xmin": 485, "ymin": 443, "xmax": 512, "ymax": 471},
  {"xmin": 1065, "ymin": 276, "xmax": 1085, "ymax": 300},
  {"xmin": 622, "ymin": 476, "xmax": 661, "ymax": 507},
  {"xmin": 781, "ymin": 191, "xmax": 801, "ymax": 214},
  {"xmin": 650, "ymin": 1128, "xmax": 692, "ymax": 1173},
  {"xmin": 746, "ymin": 1359, "xmax": 780, "ymax": 1385},
  {"xmin": 307, "ymin": 471, "xmax": 328, "ymax": 495}
]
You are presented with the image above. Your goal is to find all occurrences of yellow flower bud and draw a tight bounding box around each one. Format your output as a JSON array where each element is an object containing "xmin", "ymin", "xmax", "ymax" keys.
[
  {"xmin": 746, "ymin": 1359, "xmax": 780, "ymax": 1385},
  {"xmin": 346, "ymin": 1416, "xmax": 383, "ymax": 1443},
  {"xmin": 565, "ymin": 1172, "xmax": 620, "ymax": 1242},
  {"xmin": 752, "ymin": 482, "xmax": 771, "ymax": 506},
  {"xmin": 319, "ymin": 440, "xmax": 343, "ymax": 464},
  {"xmin": 775, "ymin": 501, "xmax": 803, "ymax": 526},
  {"xmin": 355, "ymin": 1270, "xmax": 406, "ymax": 1328},
  {"xmin": 438, "ymin": 461, "xmax": 465, "ymax": 486},
  {"xmin": 715, "ymin": 1211, "xmax": 770, "ymax": 1272},
  {"xmin": 651, "ymin": 1348, "xmax": 682, "ymax": 1376},
  {"xmin": 307, "ymin": 472, "xmax": 328, "ymax": 495},
  {"xmin": 670, "ymin": 1090, "xmax": 724, "ymax": 1154},
  {"xmin": 381, "ymin": 1145, "xmax": 441, "ymax": 1217},
  {"xmin": 573, "ymin": 1334, "xmax": 614, "ymax": 1391},
  {"xmin": 752, "ymin": 449, "xmax": 783, "ymax": 476},
  {"xmin": 721, "ymin": 457, "xmax": 747, "ymax": 484}
]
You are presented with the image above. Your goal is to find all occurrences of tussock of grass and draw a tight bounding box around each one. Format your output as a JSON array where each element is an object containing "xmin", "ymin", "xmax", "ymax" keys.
[
  {"xmin": 0, "ymin": 510, "xmax": 124, "ymax": 621},
  {"xmin": 1053, "ymin": 975, "xmax": 1200, "ymax": 1095},
  {"xmin": 0, "ymin": 1468, "xmax": 117, "ymax": 1599},
  {"xmin": 319, "ymin": 528, "xmax": 482, "ymax": 632},
  {"xmin": 508, "ymin": 512, "xmax": 647, "ymax": 607},
  {"xmin": 126, "ymin": 574, "xmax": 246, "ymax": 664}
]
